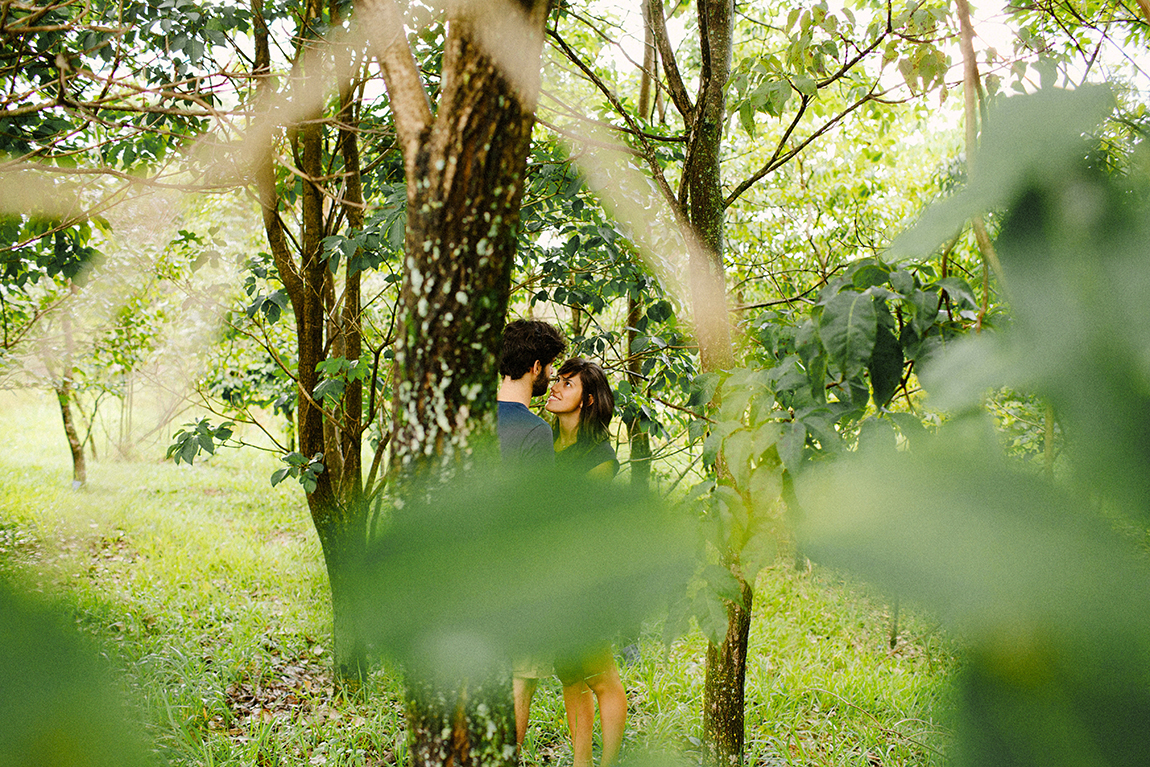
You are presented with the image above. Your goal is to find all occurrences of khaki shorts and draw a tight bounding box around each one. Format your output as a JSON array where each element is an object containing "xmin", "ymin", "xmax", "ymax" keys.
[{"xmin": 513, "ymin": 655, "xmax": 554, "ymax": 679}]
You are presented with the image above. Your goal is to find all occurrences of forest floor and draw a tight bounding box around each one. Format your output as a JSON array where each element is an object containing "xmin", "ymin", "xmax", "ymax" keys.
[{"xmin": 0, "ymin": 389, "xmax": 955, "ymax": 767}]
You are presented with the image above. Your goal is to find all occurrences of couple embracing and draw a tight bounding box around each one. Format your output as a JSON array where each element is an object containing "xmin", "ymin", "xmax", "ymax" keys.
[{"xmin": 496, "ymin": 319, "xmax": 627, "ymax": 767}]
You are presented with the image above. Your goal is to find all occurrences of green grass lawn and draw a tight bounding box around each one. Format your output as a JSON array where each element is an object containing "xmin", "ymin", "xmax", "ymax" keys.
[{"xmin": 0, "ymin": 389, "xmax": 955, "ymax": 766}]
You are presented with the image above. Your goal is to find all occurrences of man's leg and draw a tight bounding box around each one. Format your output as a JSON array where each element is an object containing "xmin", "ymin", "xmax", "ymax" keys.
[
  {"xmin": 513, "ymin": 675, "xmax": 539, "ymax": 747},
  {"xmin": 562, "ymin": 680, "xmax": 596, "ymax": 767}
]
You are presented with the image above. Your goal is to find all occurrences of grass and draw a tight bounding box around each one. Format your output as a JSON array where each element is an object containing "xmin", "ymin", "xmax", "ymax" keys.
[{"xmin": 0, "ymin": 388, "xmax": 955, "ymax": 766}]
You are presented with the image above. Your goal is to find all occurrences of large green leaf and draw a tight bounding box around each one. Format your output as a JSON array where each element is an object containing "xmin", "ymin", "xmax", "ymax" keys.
[
  {"xmin": 799, "ymin": 88, "xmax": 1150, "ymax": 767},
  {"xmin": 359, "ymin": 464, "xmax": 693, "ymax": 682},
  {"xmin": 867, "ymin": 320, "xmax": 903, "ymax": 408},
  {"xmin": 817, "ymin": 290, "xmax": 877, "ymax": 380}
]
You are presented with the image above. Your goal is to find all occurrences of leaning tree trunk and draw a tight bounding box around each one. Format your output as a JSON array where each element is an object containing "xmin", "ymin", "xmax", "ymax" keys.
[{"xmin": 371, "ymin": 0, "xmax": 549, "ymax": 761}]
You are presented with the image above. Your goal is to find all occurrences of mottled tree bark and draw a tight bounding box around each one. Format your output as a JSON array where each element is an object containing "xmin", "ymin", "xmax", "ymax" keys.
[
  {"xmin": 678, "ymin": 0, "xmax": 748, "ymax": 763},
  {"xmin": 683, "ymin": 0, "xmax": 735, "ymax": 374},
  {"xmin": 388, "ymin": 5, "xmax": 544, "ymax": 478},
  {"xmin": 703, "ymin": 576, "xmax": 752, "ymax": 767},
  {"xmin": 369, "ymin": 0, "xmax": 549, "ymax": 762}
]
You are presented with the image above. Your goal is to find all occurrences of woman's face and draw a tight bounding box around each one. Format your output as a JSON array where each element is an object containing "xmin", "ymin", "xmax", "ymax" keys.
[{"xmin": 546, "ymin": 372, "xmax": 584, "ymax": 416}]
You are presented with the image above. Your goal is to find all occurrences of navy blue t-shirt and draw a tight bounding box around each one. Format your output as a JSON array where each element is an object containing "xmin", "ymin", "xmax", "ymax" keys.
[{"xmin": 497, "ymin": 401, "xmax": 554, "ymax": 464}]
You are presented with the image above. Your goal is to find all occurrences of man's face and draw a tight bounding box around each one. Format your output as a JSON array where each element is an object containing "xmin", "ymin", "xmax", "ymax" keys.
[{"xmin": 531, "ymin": 361, "xmax": 554, "ymax": 397}]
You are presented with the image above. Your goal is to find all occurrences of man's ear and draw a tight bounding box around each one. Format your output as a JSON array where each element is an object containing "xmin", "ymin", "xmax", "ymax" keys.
[{"xmin": 531, "ymin": 360, "xmax": 543, "ymax": 374}]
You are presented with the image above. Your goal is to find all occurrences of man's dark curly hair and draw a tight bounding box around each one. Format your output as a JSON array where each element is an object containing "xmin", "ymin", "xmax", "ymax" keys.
[{"xmin": 499, "ymin": 319, "xmax": 566, "ymax": 379}]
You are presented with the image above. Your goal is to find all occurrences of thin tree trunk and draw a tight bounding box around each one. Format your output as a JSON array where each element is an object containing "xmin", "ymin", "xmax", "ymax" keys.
[
  {"xmin": 250, "ymin": 0, "xmax": 369, "ymax": 688},
  {"xmin": 685, "ymin": 0, "xmax": 735, "ymax": 374},
  {"xmin": 56, "ymin": 380, "xmax": 86, "ymax": 488},
  {"xmin": 57, "ymin": 292, "xmax": 86, "ymax": 487},
  {"xmin": 955, "ymin": 0, "xmax": 1005, "ymax": 303},
  {"xmin": 626, "ymin": 296, "xmax": 651, "ymax": 490},
  {"xmin": 681, "ymin": 0, "xmax": 746, "ymax": 763},
  {"xmin": 628, "ymin": 6, "xmax": 655, "ymax": 491}
]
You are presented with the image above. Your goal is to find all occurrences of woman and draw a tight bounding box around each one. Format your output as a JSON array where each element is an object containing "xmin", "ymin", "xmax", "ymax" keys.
[
  {"xmin": 545, "ymin": 357, "xmax": 627, "ymax": 767},
  {"xmin": 546, "ymin": 357, "xmax": 620, "ymax": 478}
]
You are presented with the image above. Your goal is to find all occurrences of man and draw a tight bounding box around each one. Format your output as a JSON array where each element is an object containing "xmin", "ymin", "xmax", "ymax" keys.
[
  {"xmin": 495, "ymin": 318, "xmax": 566, "ymax": 748},
  {"xmin": 497, "ymin": 319, "xmax": 566, "ymax": 464}
]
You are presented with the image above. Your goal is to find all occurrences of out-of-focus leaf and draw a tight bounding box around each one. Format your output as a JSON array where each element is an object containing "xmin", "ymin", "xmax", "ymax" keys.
[
  {"xmin": 0, "ymin": 579, "xmax": 155, "ymax": 767},
  {"xmin": 359, "ymin": 464, "xmax": 693, "ymax": 683},
  {"xmin": 889, "ymin": 86, "xmax": 1116, "ymax": 260},
  {"xmin": 797, "ymin": 418, "xmax": 1150, "ymax": 767},
  {"xmin": 799, "ymin": 88, "xmax": 1150, "ymax": 767}
]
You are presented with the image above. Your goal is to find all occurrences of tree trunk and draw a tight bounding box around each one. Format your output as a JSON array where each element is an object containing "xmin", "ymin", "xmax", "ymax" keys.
[
  {"xmin": 55, "ymin": 380, "xmax": 86, "ymax": 488},
  {"xmin": 626, "ymin": 295, "xmax": 651, "ymax": 490},
  {"xmin": 681, "ymin": 0, "xmax": 746, "ymax": 762},
  {"xmin": 376, "ymin": 0, "xmax": 548, "ymax": 760},
  {"xmin": 628, "ymin": 12, "xmax": 655, "ymax": 492},
  {"xmin": 250, "ymin": 0, "xmax": 370, "ymax": 688},
  {"xmin": 703, "ymin": 575, "xmax": 752, "ymax": 767},
  {"xmin": 684, "ymin": 0, "xmax": 735, "ymax": 374},
  {"xmin": 388, "ymin": 3, "xmax": 546, "ymax": 479},
  {"xmin": 56, "ymin": 291, "xmax": 85, "ymax": 488}
]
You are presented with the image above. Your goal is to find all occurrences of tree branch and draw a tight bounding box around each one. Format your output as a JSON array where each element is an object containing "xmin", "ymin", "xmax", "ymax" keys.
[
  {"xmin": 358, "ymin": 0, "xmax": 432, "ymax": 171},
  {"xmin": 724, "ymin": 87, "xmax": 886, "ymax": 208},
  {"xmin": 546, "ymin": 27, "xmax": 687, "ymax": 225},
  {"xmin": 644, "ymin": 0, "xmax": 694, "ymax": 121},
  {"xmin": 251, "ymin": 0, "xmax": 304, "ymax": 307}
]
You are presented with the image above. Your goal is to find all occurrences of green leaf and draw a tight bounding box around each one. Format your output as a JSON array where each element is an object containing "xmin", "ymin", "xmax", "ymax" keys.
[
  {"xmin": 778, "ymin": 421, "xmax": 806, "ymax": 472},
  {"xmin": 696, "ymin": 589, "xmax": 729, "ymax": 645},
  {"xmin": 890, "ymin": 269, "xmax": 916, "ymax": 295},
  {"xmin": 868, "ymin": 319, "xmax": 903, "ymax": 408},
  {"xmin": 887, "ymin": 411, "xmax": 927, "ymax": 444},
  {"xmin": 935, "ymin": 277, "xmax": 978, "ymax": 309},
  {"xmin": 851, "ymin": 262, "xmax": 889, "ymax": 289},
  {"xmin": 723, "ymin": 429, "xmax": 755, "ymax": 488},
  {"xmin": 702, "ymin": 564, "xmax": 744, "ymax": 604},
  {"xmin": 689, "ymin": 372, "xmax": 723, "ymax": 408},
  {"xmin": 739, "ymin": 102, "xmax": 756, "ymax": 137},
  {"xmin": 793, "ymin": 74, "xmax": 817, "ymax": 97},
  {"xmin": 889, "ymin": 87, "xmax": 1116, "ymax": 260},
  {"xmin": 818, "ymin": 290, "xmax": 877, "ymax": 379}
]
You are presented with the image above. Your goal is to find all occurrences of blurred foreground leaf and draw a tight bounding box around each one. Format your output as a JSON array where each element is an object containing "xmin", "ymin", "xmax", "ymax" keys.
[
  {"xmin": 0, "ymin": 578, "xmax": 154, "ymax": 767},
  {"xmin": 799, "ymin": 87, "xmax": 1150, "ymax": 767},
  {"xmin": 359, "ymin": 464, "xmax": 693, "ymax": 683}
]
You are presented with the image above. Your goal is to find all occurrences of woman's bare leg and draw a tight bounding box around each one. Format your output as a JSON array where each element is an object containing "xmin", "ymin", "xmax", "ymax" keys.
[
  {"xmin": 514, "ymin": 676, "xmax": 538, "ymax": 747},
  {"xmin": 585, "ymin": 654, "xmax": 627, "ymax": 767},
  {"xmin": 562, "ymin": 680, "xmax": 596, "ymax": 767}
]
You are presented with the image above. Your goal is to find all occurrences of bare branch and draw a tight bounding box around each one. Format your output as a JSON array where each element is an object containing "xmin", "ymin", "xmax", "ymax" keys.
[
  {"xmin": 546, "ymin": 27, "xmax": 684, "ymax": 222},
  {"xmin": 643, "ymin": 0, "xmax": 694, "ymax": 121},
  {"xmin": 358, "ymin": 0, "xmax": 432, "ymax": 169}
]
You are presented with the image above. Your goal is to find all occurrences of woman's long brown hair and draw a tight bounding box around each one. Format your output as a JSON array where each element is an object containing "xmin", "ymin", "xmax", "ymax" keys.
[{"xmin": 554, "ymin": 357, "xmax": 614, "ymax": 447}]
